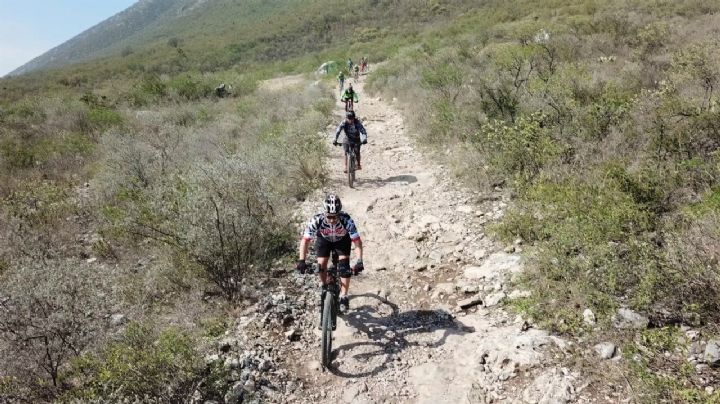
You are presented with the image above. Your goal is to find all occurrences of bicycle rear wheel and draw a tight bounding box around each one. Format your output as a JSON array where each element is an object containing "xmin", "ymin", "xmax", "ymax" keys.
[{"xmin": 321, "ymin": 292, "xmax": 334, "ymax": 369}]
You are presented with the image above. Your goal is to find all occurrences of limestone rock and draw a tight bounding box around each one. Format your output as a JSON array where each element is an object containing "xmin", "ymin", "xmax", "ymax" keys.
[
  {"xmin": 594, "ymin": 342, "xmax": 616, "ymax": 359},
  {"xmin": 704, "ymin": 340, "xmax": 720, "ymax": 366},
  {"xmin": 464, "ymin": 253, "xmax": 522, "ymax": 280},
  {"xmin": 583, "ymin": 309, "xmax": 596, "ymax": 326},
  {"xmin": 612, "ymin": 308, "xmax": 649, "ymax": 329}
]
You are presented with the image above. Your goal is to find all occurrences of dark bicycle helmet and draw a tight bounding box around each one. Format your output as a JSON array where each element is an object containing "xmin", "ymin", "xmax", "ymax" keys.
[
  {"xmin": 346, "ymin": 110, "xmax": 356, "ymax": 119},
  {"xmin": 323, "ymin": 194, "xmax": 342, "ymax": 214}
]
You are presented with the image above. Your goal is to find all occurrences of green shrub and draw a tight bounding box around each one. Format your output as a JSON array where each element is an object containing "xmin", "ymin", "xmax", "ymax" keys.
[
  {"xmin": 473, "ymin": 113, "xmax": 562, "ymax": 185},
  {"xmin": 169, "ymin": 74, "xmax": 214, "ymax": 101},
  {"xmin": 68, "ymin": 323, "xmax": 201, "ymax": 401},
  {"xmin": 87, "ymin": 107, "xmax": 123, "ymax": 129}
]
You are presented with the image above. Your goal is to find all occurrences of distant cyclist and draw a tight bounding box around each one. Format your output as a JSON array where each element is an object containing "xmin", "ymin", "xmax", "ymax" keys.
[
  {"xmin": 334, "ymin": 110, "xmax": 367, "ymax": 172},
  {"xmin": 297, "ymin": 194, "xmax": 364, "ymax": 314},
  {"xmin": 337, "ymin": 71, "xmax": 345, "ymax": 91},
  {"xmin": 353, "ymin": 64, "xmax": 360, "ymax": 80},
  {"xmin": 347, "ymin": 58, "xmax": 354, "ymax": 74},
  {"xmin": 360, "ymin": 57, "xmax": 368, "ymax": 73},
  {"xmin": 341, "ymin": 84, "xmax": 359, "ymax": 112}
]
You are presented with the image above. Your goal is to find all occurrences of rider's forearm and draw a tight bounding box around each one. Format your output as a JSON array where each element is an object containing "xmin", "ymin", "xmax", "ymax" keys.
[
  {"xmin": 353, "ymin": 239, "xmax": 363, "ymax": 260},
  {"xmin": 299, "ymin": 238, "xmax": 310, "ymax": 261}
]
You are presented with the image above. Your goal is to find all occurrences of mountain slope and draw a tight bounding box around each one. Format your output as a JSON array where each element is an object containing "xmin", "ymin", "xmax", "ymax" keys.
[
  {"xmin": 10, "ymin": 0, "xmax": 199, "ymax": 76},
  {"xmin": 9, "ymin": 0, "xmax": 475, "ymax": 77}
]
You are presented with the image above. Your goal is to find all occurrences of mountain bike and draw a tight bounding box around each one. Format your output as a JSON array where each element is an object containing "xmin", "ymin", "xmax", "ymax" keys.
[
  {"xmin": 344, "ymin": 98, "xmax": 354, "ymax": 112},
  {"xmin": 336, "ymin": 142, "xmax": 358, "ymax": 188},
  {"xmin": 319, "ymin": 252, "xmax": 341, "ymax": 369}
]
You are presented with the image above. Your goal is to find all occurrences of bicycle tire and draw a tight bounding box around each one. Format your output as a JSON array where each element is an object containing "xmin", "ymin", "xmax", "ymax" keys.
[
  {"xmin": 347, "ymin": 152, "xmax": 355, "ymax": 188},
  {"xmin": 321, "ymin": 292, "xmax": 334, "ymax": 369}
]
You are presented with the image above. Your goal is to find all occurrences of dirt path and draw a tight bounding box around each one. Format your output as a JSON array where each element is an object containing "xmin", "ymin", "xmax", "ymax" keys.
[{"xmin": 288, "ymin": 78, "xmax": 589, "ymax": 404}]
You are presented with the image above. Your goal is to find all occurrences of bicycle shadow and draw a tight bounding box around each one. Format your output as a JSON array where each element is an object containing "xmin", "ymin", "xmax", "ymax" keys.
[
  {"xmin": 339, "ymin": 174, "xmax": 418, "ymax": 191},
  {"xmin": 329, "ymin": 293, "xmax": 474, "ymax": 378}
]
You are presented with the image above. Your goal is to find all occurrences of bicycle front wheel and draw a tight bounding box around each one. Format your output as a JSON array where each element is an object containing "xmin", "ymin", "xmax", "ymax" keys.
[
  {"xmin": 347, "ymin": 153, "xmax": 355, "ymax": 188},
  {"xmin": 321, "ymin": 292, "xmax": 334, "ymax": 368}
]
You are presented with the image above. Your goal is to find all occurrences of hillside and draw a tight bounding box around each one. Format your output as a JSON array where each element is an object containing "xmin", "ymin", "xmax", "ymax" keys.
[
  {"xmin": 1, "ymin": 0, "xmax": 720, "ymax": 402},
  {"xmin": 10, "ymin": 0, "xmax": 475, "ymax": 77},
  {"xmin": 10, "ymin": 0, "xmax": 186, "ymax": 75}
]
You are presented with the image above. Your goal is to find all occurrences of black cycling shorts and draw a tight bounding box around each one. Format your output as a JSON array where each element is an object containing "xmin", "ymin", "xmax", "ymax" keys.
[
  {"xmin": 343, "ymin": 142, "xmax": 361, "ymax": 156},
  {"xmin": 315, "ymin": 235, "xmax": 352, "ymax": 258}
]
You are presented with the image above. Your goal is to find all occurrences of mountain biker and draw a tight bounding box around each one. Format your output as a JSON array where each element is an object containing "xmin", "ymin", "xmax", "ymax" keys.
[
  {"xmin": 341, "ymin": 84, "xmax": 359, "ymax": 112},
  {"xmin": 296, "ymin": 194, "xmax": 364, "ymax": 314},
  {"xmin": 353, "ymin": 64, "xmax": 360, "ymax": 79},
  {"xmin": 347, "ymin": 58, "xmax": 354, "ymax": 73},
  {"xmin": 360, "ymin": 57, "xmax": 367, "ymax": 73},
  {"xmin": 334, "ymin": 110, "xmax": 367, "ymax": 172},
  {"xmin": 337, "ymin": 71, "xmax": 345, "ymax": 91}
]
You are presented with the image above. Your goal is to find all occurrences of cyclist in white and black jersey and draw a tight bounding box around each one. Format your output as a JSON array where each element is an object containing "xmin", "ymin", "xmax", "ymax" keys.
[{"xmin": 296, "ymin": 194, "xmax": 364, "ymax": 313}]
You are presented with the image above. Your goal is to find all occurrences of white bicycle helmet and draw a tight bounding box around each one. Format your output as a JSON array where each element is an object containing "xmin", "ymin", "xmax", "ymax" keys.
[{"xmin": 323, "ymin": 194, "xmax": 342, "ymax": 214}]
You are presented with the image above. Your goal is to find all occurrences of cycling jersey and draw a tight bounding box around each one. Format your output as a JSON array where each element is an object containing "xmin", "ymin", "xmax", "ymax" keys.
[
  {"xmin": 335, "ymin": 119, "xmax": 367, "ymax": 144},
  {"xmin": 303, "ymin": 212, "xmax": 360, "ymax": 243},
  {"xmin": 341, "ymin": 89, "xmax": 359, "ymax": 103}
]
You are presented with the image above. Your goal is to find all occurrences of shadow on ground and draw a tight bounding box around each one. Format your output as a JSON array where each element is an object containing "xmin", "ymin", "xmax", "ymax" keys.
[
  {"xmin": 335, "ymin": 174, "xmax": 418, "ymax": 191},
  {"xmin": 329, "ymin": 293, "xmax": 474, "ymax": 378}
]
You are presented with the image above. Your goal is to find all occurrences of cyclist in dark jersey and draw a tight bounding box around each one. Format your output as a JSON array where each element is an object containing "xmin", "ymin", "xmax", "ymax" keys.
[
  {"xmin": 334, "ymin": 110, "xmax": 367, "ymax": 172},
  {"xmin": 296, "ymin": 194, "xmax": 364, "ymax": 313}
]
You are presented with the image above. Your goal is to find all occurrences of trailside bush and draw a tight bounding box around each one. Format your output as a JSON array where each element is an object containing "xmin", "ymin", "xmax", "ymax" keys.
[
  {"xmin": 0, "ymin": 259, "xmax": 113, "ymax": 397},
  {"xmin": 98, "ymin": 82, "xmax": 332, "ymax": 301},
  {"xmin": 67, "ymin": 323, "xmax": 202, "ymax": 402}
]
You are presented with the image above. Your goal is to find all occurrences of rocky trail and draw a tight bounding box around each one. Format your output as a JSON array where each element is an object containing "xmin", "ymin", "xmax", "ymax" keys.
[{"xmin": 210, "ymin": 77, "xmax": 604, "ymax": 404}]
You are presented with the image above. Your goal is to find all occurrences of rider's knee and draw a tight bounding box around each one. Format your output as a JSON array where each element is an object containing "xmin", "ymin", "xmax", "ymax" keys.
[{"xmin": 337, "ymin": 258, "xmax": 352, "ymax": 278}]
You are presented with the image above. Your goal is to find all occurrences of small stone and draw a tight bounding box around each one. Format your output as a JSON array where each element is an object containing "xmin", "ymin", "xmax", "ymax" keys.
[
  {"xmin": 583, "ymin": 309, "xmax": 596, "ymax": 326},
  {"xmin": 594, "ymin": 342, "xmax": 616, "ymax": 359},
  {"xmin": 473, "ymin": 249, "xmax": 487, "ymax": 261},
  {"xmin": 224, "ymin": 381, "xmax": 244, "ymax": 404},
  {"xmin": 458, "ymin": 295, "xmax": 483, "ymax": 310},
  {"xmin": 109, "ymin": 313, "xmax": 126, "ymax": 326},
  {"xmin": 484, "ymin": 291, "xmax": 506, "ymax": 307},
  {"xmin": 258, "ymin": 359, "xmax": 272, "ymax": 371},
  {"xmin": 413, "ymin": 262, "xmax": 427, "ymax": 272},
  {"xmin": 456, "ymin": 205, "xmax": 474, "ymax": 214},
  {"xmin": 342, "ymin": 386, "xmax": 361, "ymax": 402},
  {"xmin": 428, "ymin": 250, "xmax": 443, "ymax": 263},
  {"xmin": 285, "ymin": 328, "xmax": 300, "ymax": 341},
  {"xmin": 205, "ymin": 354, "xmax": 221, "ymax": 365},
  {"xmin": 462, "ymin": 284, "xmax": 480, "ymax": 294},
  {"xmin": 612, "ymin": 308, "xmax": 649, "ymax": 329},
  {"xmin": 508, "ymin": 289, "xmax": 531, "ymax": 299},
  {"xmin": 704, "ymin": 340, "xmax": 720, "ymax": 366},
  {"xmin": 423, "ymin": 284, "xmax": 431, "ymax": 292},
  {"xmin": 504, "ymin": 245, "xmax": 516, "ymax": 253},
  {"xmin": 224, "ymin": 357, "xmax": 241, "ymax": 370},
  {"xmin": 243, "ymin": 380, "xmax": 256, "ymax": 393},
  {"xmin": 307, "ymin": 360, "xmax": 322, "ymax": 372}
]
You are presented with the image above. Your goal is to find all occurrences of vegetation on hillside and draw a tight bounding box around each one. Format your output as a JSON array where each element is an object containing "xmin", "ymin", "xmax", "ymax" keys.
[
  {"xmin": 366, "ymin": 0, "xmax": 720, "ymax": 401},
  {"xmin": 1, "ymin": 0, "xmax": 720, "ymax": 401},
  {"xmin": 0, "ymin": 58, "xmax": 332, "ymax": 400}
]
